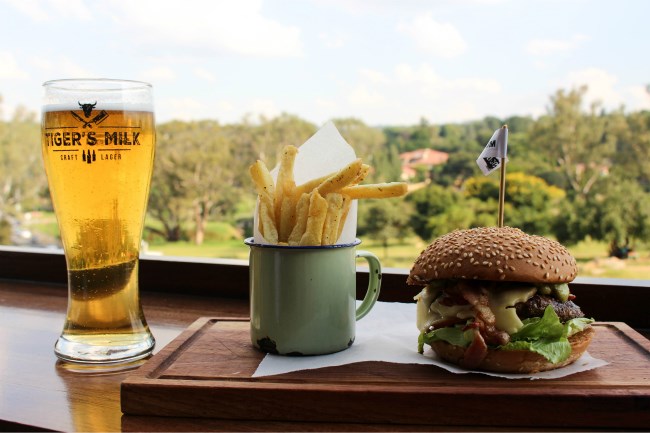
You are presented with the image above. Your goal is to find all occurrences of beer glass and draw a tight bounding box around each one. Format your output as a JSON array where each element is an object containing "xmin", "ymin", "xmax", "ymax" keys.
[{"xmin": 41, "ymin": 79, "xmax": 156, "ymax": 364}]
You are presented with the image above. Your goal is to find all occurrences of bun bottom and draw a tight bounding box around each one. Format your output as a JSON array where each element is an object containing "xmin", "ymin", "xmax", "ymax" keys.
[{"xmin": 429, "ymin": 327, "xmax": 595, "ymax": 374}]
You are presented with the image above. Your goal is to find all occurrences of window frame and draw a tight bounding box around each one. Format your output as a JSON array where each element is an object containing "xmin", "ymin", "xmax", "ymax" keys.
[{"xmin": 1, "ymin": 245, "xmax": 648, "ymax": 329}]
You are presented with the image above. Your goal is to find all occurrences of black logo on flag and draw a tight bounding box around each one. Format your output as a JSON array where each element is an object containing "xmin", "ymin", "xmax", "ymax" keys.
[
  {"xmin": 482, "ymin": 139, "xmax": 499, "ymax": 170},
  {"xmin": 483, "ymin": 156, "xmax": 499, "ymax": 170}
]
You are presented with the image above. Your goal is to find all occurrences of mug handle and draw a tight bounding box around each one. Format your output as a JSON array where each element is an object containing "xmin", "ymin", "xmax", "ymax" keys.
[{"xmin": 355, "ymin": 250, "xmax": 382, "ymax": 320}]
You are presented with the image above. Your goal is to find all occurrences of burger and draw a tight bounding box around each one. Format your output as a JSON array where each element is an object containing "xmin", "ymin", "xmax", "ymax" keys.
[{"xmin": 408, "ymin": 226, "xmax": 594, "ymax": 373}]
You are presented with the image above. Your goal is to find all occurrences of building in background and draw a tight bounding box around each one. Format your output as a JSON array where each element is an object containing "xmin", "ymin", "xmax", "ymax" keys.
[{"xmin": 399, "ymin": 148, "xmax": 449, "ymax": 181}]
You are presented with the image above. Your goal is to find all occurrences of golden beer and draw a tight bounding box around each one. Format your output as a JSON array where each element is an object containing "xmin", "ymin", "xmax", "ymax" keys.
[{"xmin": 42, "ymin": 79, "xmax": 156, "ymax": 364}]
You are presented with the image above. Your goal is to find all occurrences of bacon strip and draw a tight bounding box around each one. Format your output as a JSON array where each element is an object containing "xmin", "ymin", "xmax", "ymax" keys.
[
  {"xmin": 429, "ymin": 316, "xmax": 465, "ymax": 331},
  {"xmin": 449, "ymin": 281, "xmax": 510, "ymax": 346},
  {"xmin": 460, "ymin": 329, "xmax": 488, "ymax": 369}
]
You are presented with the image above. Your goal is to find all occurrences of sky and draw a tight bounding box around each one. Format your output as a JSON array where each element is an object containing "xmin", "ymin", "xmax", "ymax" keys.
[{"xmin": 1, "ymin": 0, "xmax": 649, "ymax": 126}]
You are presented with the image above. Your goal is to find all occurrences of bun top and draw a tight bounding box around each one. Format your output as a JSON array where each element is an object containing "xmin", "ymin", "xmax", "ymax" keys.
[{"xmin": 407, "ymin": 226, "xmax": 577, "ymax": 286}]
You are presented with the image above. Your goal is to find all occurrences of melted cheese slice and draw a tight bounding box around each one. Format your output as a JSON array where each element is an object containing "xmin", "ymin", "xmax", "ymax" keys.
[
  {"xmin": 415, "ymin": 285, "xmax": 475, "ymax": 332},
  {"xmin": 415, "ymin": 286, "xmax": 439, "ymax": 332},
  {"xmin": 488, "ymin": 286, "xmax": 537, "ymax": 334},
  {"xmin": 416, "ymin": 283, "xmax": 538, "ymax": 335}
]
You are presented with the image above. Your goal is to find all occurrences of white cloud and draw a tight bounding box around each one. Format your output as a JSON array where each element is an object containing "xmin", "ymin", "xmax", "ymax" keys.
[
  {"xmin": 4, "ymin": 0, "xmax": 92, "ymax": 21},
  {"xmin": 3, "ymin": 0, "xmax": 48, "ymax": 21},
  {"xmin": 398, "ymin": 13, "xmax": 467, "ymax": 58},
  {"xmin": 248, "ymin": 99, "xmax": 281, "ymax": 119},
  {"xmin": 157, "ymin": 96, "xmax": 235, "ymax": 121},
  {"xmin": 347, "ymin": 85, "xmax": 386, "ymax": 107},
  {"xmin": 101, "ymin": 0, "xmax": 302, "ymax": 58},
  {"xmin": 392, "ymin": 64, "xmax": 500, "ymax": 95},
  {"xmin": 29, "ymin": 55, "xmax": 92, "ymax": 77},
  {"xmin": 342, "ymin": 63, "xmax": 502, "ymax": 125},
  {"xmin": 315, "ymin": 98, "xmax": 338, "ymax": 111},
  {"xmin": 319, "ymin": 31, "xmax": 347, "ymax": 49},
  {"xmin": 527, "ymin": 34, "xmax": 589, "ymax": 56},
  {"xmin": 558, "ymin": 67, "xmax": 650, "ymax": 112},
  {"xmin": 193, "ymin": 67, "xmax": 217, "ymax": 83},
  {"xmin": 138, "ymin": 67, "xmax": 176, "ymax": 83},
  {"xmin": 358, "ymin": 68, "xmax": 389, "ymax": 85},
  {"xmin": 0, "ymin": 51, "xmax": 28, "ymax": 79},
  {"xmin": 157, "ymin": 97, "xmax": 208, "ymax": 121},
  {"xmin": 563, "ymin": 68, "xmax": 620, "ymax": 107},
  {"xmin": 623, "ymin": 85, "xmax": 650, "ymax": 112},
  {"xmin": 48, "ymin": 0, "xmax": 92, "ymax": 20}
]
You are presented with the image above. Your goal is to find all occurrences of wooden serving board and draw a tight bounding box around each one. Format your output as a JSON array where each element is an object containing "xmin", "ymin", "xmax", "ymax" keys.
[{"xmin": 121, "ymin": 319, "xmax": 650, "ymax": 430}]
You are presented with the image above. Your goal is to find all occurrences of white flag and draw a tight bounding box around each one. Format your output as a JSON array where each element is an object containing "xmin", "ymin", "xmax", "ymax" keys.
[{"xmin": 476, "ymin": 126, "xmax": 508, "ymax": 175}]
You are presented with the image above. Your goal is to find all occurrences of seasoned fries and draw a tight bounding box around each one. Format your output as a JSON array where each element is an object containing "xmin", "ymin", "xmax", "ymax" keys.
[
  {"xmin": 274, "ymin": 146, "xmax": 298, "ymax": 226},
  {"xmin": 249, "ymin": 145, "xmax": 407, "ymax": 245},
  {"xmin": 300, "ymin": 191, "xmax": 328, "ymax": 246},
  {"xmin": 340, "ymin": 182, "xmax": 408, "ymax": 199},
  {"xmin": 288, "ymin": 193, "xmax": 310, "ymax": 245},
  {"xmin": 316, "ymin": 159, "xmax": 363, "ymax": 195},
  {"xmin": 258, "ymin": 195, "xmax": 279, "ymax": 244},
  {"xmin": 249, "ymin": 160, "xmax": 275, "ymax": 201}
]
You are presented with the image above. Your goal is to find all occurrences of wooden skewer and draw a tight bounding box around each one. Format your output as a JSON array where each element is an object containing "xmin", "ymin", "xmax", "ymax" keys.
[{"xmin": 497, "ymin": 125, "xmax": 508, "ymax": 228}]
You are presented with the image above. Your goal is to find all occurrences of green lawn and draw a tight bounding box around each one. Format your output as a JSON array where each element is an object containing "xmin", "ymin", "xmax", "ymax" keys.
[
  {"xmin": 148, "ymin": 236, "xmax": 650, "ymax": 280},
  {"xmin": 146, "ymin": 239, "xmax": 250, "ymax": 260}
]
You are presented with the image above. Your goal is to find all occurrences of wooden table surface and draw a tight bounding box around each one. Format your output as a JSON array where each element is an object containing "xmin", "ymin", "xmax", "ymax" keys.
[
  {"xmin": 1, "ymin": 279, "xmax": 648, "ymax": 432},
  {"xmin": 0, "ymin": 280, "xmax": 452, "ymax": 432}
]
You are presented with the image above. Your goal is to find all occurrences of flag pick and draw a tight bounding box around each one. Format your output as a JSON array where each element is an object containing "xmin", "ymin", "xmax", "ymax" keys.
[{"xmin": 476, "ymin": 125, "xmax": 509, "ymax": 227}]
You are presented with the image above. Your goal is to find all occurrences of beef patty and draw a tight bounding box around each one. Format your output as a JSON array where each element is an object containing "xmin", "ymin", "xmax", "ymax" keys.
[{"xmin": 515, "ymin": 294, "xmax": 585, "ymax": 322}]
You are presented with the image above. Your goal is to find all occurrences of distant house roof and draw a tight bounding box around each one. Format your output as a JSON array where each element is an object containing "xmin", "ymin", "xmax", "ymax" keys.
[{"xmin": 399, "ymin": 148, "xmax": 449, "ymax": 180}]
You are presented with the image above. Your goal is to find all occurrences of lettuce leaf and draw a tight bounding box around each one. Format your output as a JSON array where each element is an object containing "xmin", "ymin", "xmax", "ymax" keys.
[
  {"xmin": 500, "ymin": 306, "xmax": 594, "ymax": 363},
  {"xmin": 418, "ymin": 325, "xmax": 473, "ymax": 354}
]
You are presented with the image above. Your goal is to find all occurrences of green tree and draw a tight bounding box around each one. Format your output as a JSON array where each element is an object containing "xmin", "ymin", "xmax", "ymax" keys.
[
  {"xmin": 406, "ymin": 184, "xmax": 471, "ymax": 241},
  {"xmin": 240, "ymin": 113, "xmax": 315, "ymax": 168},
  {"xmin": 530, "ymin": 86, "xmax": 622, "ymax": 199},
  {"xmin": 613, "ymin": 110, "xmax": 650, "ymax": 189},
  {"xmin": 464, "ymin": 172, "xmax": 566, "ymax": 235},
  {"xmin": 433, "ymin": 150, "xmax": 481, "ymax": 187},
  {"xmin": 149, "ymin": 120, "xmax": 239, "ymax": 244},
  {"xmin": 0, "ymin": 102, "xmax": 44, "ymax": 243},
  {"xmin": 554, "ymin": 177, "xmax": 650, "ymax": 248},
  {"xmin": 357, "ymin": 198, "xmax": 413, "ymax": 257},
  {"xmin": 592, "ymin": 179, "xmax": 650, "ymax": 247}
]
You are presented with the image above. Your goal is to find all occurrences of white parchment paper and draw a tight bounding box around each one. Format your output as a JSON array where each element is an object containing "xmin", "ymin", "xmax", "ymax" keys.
[
  {"xmin": 252, "ymin": 301, "xmax": 608, "ymax": 379},
  {"xmin": 253, "ymin": 121, "xmax": 358, "ymax": 245}
]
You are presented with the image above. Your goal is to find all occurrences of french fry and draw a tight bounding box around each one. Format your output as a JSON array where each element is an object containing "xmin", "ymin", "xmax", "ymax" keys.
[
  {"xmin": 274, "ymin": 145, "xmax": 298, "ymax": 225},
  {"xmin": 339, "ymin": 182, "xmax": 408, "ymax": 199},
  {"xmin": 321, "ymin": 193, "xmax": 344, "ymax": 245},
  {"xmin": 337, "ymin": 195, "xmax": 352, "ymax": 240},
  {"xmin": 249, "ymin": 160, "xmax": 275, "ymax": 202},
  {"xmin": 278, "ymin": 185, "xmax": 298, "ymax": 243},
  {"xmin": 350, "ymin": 164, "xmax": 371, "ymax": 185},
  {"xmin": 299, "ymin": 191, "xmax": 328, "ymax": 246},
  {"xmin": 288, "ymin": 193, "xmax": 310, "ymax": 245},
  {"xmin": 316, "ymin": 159, "xmax": 363, "ymax": 195},
  {"xmin": 295, "ymin": 173, "xmax": 330, "ymax": 196},
  {"xmin": 258, "ymin": 195, "xmax": 278, "ymax": 244},
  {"xmin": 295, "ymin": 163, "xmax": 369, "ymax": 196}
]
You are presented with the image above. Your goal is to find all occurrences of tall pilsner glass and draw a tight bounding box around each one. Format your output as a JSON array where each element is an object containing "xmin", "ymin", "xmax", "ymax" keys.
[{"xmin": 41, "ymin": 79, "xmax": 156, "ymax": 364}]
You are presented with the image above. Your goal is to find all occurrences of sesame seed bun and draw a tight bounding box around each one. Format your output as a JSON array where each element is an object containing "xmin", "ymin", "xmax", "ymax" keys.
[
  {"xmin": 429, "ymin": 327, "xmax": 594, "ymax": 374},
  {"xmin": 407, "ymin": 226, "xmax": 577, "ymax": 286}
]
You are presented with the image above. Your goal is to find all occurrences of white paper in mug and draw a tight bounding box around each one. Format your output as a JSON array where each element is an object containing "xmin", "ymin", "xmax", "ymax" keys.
[{"xmin": 253, "ymin": 121, "xmax": 358, "ymax": 245}]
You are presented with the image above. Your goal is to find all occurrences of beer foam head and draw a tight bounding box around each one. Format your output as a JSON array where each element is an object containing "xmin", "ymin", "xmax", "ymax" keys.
[
  {"xmin": 42, "ymin": 79, "xmax": 154, "ymax": 113},
  {"xmin": 43, "ymin": 102, "xmax": 154, "ymax": 113}
]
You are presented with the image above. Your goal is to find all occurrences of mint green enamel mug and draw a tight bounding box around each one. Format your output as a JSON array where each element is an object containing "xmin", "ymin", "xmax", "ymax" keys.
[{"xmin": 246, "ymin": 238, "xmax": 381, "ymax": 356}]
